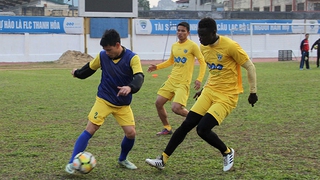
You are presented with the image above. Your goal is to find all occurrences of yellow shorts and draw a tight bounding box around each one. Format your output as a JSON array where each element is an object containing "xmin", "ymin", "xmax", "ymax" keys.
[
  {"xmin": 190, "ymin": 88, "xmax": 239, "ymax": 125},
  {"xmin": 157, "ymin": 79, "xmax": 190, "ymax": 107},
  {"xmin": 88, "ymin": 96, "xmax": 135, "ymax": 126}
]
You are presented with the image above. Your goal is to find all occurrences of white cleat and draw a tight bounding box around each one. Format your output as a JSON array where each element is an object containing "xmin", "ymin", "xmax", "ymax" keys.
[
  {"xmin": 223, "ymin": 148, "xmax": 235, "ymax": 172},
  {"xmin": 118, "ymin": 159, "xmax": 138, "ymax": 170},
  {"xmin": 65, "ymin": 163, "xmax": 75, "ymax": 174},
  {"xmin": 145, "ymin": 156, "xmax": 165, "ymax": 170}
]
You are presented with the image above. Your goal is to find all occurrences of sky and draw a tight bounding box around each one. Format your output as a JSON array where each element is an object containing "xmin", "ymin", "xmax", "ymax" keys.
[
  {"xmin": 149, "ymin": 0, "xmax": 177, "ymax": 7},
  {"xmin": 149, "ymin": 0, "xmax": 159, "ymax": 7}
]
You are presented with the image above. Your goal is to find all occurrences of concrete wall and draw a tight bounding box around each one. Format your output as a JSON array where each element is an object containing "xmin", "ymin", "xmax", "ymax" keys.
[
  {"xmin": 0, "ymin": 33, "xmax": 84, "ymax": 62},
  {"xmin": 0, "ymin": 30, "xmax": 317, "ymax": 62}
]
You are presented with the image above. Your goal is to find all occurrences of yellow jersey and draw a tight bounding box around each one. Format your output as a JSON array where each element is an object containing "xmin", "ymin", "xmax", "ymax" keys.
[
  {"xmin": 200, "ymin": 36, "xmax": 249, "ymax": 95},
  {"xmin": 157, "ymin": 39, "xmax": 206, "ymax": 84}
]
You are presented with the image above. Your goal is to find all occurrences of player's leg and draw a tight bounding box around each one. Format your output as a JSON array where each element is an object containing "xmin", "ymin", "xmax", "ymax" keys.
[
  {"xmin": 156, "ymin": 80, "xmax": 175, "ymax": 135},
  {"xmin": 65, "ymin": 96, "xmax": 110, "ymax": 174},
  {"xmin": 145, "ymin": 88, "xmax": 211, "ymax": 169},
  {"xmin": 171, "ymin": 102, "xmax": 188, "ymax": 116},
  {"xmin": 114, "ymin": 106, "xmax": 137, "ymax": 170},
  {"xmin": 196, "ymin": 113, "xmax": 234, "ymax": 172},
  {"xmin": 196, "ymin": 113, "xmax": 222, "ymax": 150},
  {"xmin": 317, "ymin": 52, "xmax": 320, "ymax": 67},
  {"xmin": 306, "ymin": 52, "xmax": 310, "ymax": 69},
  {"xmin": 163, "ymin": 111, "xmax": 202, "ymax": 156},
  {"xmin": 68, "ymin": 122, "xmax": 100, "ymax": 163},
  {"xmin": 300, "ymin": 52, "xmax": 305, "ymax": 69},
  {"xmin": 171, "ymin": 83, "xmax": 189, "ymax": 117},
  {"xmin": 155, "ymin": 95, "xmax": 172, "ymax": 134},
  {"xmin": 196, "ymin": 91, "xmax": 238, "ymax": 172},
  {"xmin": 196, "ymin": 102, "xmax": 231, "ymax": 151},
  {"xmin": 145, "ymin": 111, "xmax": 202, "ymax": 169}
]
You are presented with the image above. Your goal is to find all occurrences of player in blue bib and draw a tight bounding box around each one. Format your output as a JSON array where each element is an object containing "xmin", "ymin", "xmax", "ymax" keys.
[{"xmin": 65, "ymin": 29, "xmax": 144, "ymax": 174}]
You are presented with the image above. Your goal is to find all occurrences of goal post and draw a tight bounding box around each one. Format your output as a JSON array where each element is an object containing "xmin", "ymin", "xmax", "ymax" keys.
[{"xmin": 249, "ymin": 22, "xmax": 319, "ymax": 61}]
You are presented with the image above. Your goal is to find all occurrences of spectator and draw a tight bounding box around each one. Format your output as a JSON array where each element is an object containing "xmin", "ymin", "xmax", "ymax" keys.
[{"xmin": 300, "ymin": 33, "xmax": 310, "ymax": 70}]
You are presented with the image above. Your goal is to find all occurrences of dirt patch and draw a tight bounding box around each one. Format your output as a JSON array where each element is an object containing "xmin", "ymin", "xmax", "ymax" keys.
[
  {"xmin": 54, "ymin": 50, "xmax": 165, "ymax": 65},
  {"xmin": 54, "ymin": 50, "xmax": 93, "ymax": 65}
]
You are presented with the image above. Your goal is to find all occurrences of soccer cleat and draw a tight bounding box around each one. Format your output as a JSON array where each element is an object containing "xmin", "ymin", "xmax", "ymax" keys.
[
  {"xmin": 145, "ymin": 156, "xmax": 165, "ymax": 170},
  {"xmin": 223, "ymin": 148, "xmax": 234, "ymax": 172},
  {"xmin": 118, "ymin": 159, "xmax": 138, "ymax": 170},
  {"xmin": 65, "ymin": 163, "xmax": 75, "ymax": 174},
  {"xmin": 156, "ymin": 128, "xmax": 173, "ymax": 135}
]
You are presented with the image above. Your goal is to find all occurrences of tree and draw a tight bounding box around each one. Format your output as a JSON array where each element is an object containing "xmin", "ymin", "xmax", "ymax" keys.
[{"xmin": 138, "ymin": 0, "xmax": 150, "ymax": 10}]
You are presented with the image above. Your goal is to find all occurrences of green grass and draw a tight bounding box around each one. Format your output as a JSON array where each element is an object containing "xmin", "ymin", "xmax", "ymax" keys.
[{"xmin": 1, "ymin": 61, "xmax": 320, "ymax": 180}]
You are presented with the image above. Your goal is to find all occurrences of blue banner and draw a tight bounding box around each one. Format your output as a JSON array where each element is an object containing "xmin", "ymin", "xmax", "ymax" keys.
[
  {"xmin": 0, "ymin": 16, "xmax": 83, "ymax": 34},
  {"xmin": 135, "ymin": 19, "xmax": 320, "ymax": 35},
  {"xmin": 90, "ymin": 18, "xmax": 128, "ymax": 38}
]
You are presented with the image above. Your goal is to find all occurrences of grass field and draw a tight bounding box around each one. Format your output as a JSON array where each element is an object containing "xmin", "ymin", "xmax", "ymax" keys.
[{"xmin": 1, "ymin": 61, "xmax": 320, "ymax": 180}]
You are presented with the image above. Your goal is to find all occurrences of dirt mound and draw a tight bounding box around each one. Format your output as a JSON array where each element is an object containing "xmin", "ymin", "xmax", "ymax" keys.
[{"xmin": 55, "ymin": 50, "xmax": 93, "ymax": 65}]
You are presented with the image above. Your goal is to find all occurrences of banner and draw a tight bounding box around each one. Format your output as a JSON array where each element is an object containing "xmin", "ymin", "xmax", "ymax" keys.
[
  {"xmin": 135, "ymin": 19, "xmax": 320, "ymax": 35},
  {"xmin": 90, "ymin": 18, "xmax": 128, "ymax": 38},
  {"xmin": 0, "ymin": 16, "xmax": 83, "ymax": 34}
]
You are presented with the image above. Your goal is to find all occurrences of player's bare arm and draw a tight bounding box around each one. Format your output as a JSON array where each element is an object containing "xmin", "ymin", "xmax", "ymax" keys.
[
  {"xmin": 194, "ymin": 80, "xmax": 201, "ymax": 90},
  {"xmin": 193, "ymin": 73, "xmax": 209, "ymax": 99},
  {"xmin": 71, "ymin": 68, "xmax": 77, "ymax": 77},
  {"xmin": 117, "ymin": 86, "xmax": 131, "ymax": 96},
  {"xmin": 147, "ymin": 64, "xmax": 157, "ymax": 72}
]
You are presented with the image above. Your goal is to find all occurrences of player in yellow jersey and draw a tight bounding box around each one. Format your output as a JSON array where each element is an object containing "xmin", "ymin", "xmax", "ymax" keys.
[
  {"xmin": 146, "ymin": 17, "xmax": 258, "ymax": 172},
  {"xmin": 148, "ymin": 22, "xmax": 206, "ymax": 135}
]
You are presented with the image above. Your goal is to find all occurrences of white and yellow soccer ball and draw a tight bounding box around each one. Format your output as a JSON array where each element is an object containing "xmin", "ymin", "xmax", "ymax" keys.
[
  {"xmin": 314, "ymin": 44, "xmax": 318, "ymax": 50},
  {"xmin": 73, "ymin": 151, "xmax": 97, "ymax": 174}
]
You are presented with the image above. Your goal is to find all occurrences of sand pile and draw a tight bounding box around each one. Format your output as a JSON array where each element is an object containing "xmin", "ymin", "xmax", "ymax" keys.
[{"xmin": 55, "ymin": 50, "xmax": 93, "ymax": 65}]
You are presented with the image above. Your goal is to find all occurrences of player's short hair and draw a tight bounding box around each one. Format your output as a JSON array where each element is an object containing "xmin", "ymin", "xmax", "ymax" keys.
[
  {"xmin": 178, "ymin": 22, "xmax": 190, "ymax": 32},
  {"xmin": 100, "ymin": 29, "xmax": 121, "ymax": 47},
  {"xmin": 198, "ymin": 17, "xmax": 217, "ymax": 33}
]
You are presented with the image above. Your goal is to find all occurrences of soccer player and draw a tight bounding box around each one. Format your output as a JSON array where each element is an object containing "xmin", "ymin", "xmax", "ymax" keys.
[
  {"xmin": 65, "ymin": 29, "xmax": 144, "ymax": 174},
  {"xmin": 147, "ymin": 22, "xmax": 206, "ymax": 135},
  {"xmin": 145, "ymin": 17, "xmax": 258, "ymax": 172},
  {"xmin": 300, "ymin": 33, "xmax": 310, "ymax": 70},
  {"xmin": 311, "ymin": 37, "xmax": 320, "ymax": 68}
]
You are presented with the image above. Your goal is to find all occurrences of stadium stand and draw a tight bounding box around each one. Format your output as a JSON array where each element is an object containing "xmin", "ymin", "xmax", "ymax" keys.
[{"xmin": 0, "ymin": 0, "xmax": 35, "ymax": 11}]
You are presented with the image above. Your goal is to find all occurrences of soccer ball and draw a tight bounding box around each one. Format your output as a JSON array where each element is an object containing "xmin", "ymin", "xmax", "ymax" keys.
[
  {"xmin": 73, "ymin": 151, "xmax": 97, "ymax": 174},
  {"xmin": 314, "ymin": 44, "xmax": 318, "ymax": 50}
]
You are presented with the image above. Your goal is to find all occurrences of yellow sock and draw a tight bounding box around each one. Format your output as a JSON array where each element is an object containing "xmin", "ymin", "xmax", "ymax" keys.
[
  {"xmin": 164, "ymin": 125, "xmax": 172, "ymax": 131},
  {"xmin": 224, "ymin": 147, "xmax": 231, "ymax": 154},
  {"xmin": 161, "ymin": 152, "xmax": 169, "ymax": 164}
]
